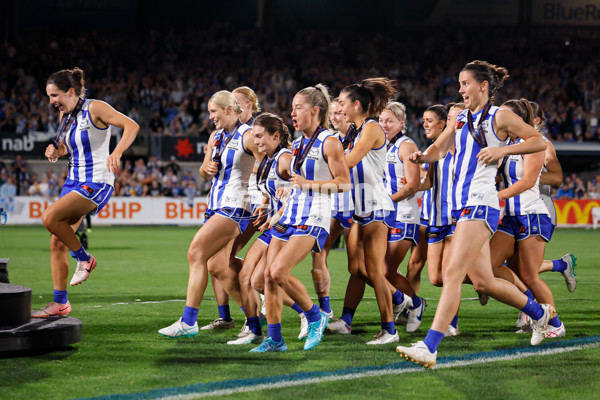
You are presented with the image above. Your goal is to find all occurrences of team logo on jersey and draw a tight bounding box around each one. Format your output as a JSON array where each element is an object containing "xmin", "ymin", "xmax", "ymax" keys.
[
  {"xmin": 308, "ymin": 214, "xmax": 323, "ymax": 223},
  {"xmin": 78, "ymin": 118, "xmax": 90, "ymax": 130},
  {"xmin": 481, "ymin": 120, "xmax": 490, "ymax": 132},
  {"xmin": 387, "ymin": 153, "xmax": 398, "ymax": 162},
  {"xmin": 401, "ymin": 214, "xmax": 412, "ymax": 220},
  {"xmin": 307, "ymin": 148, "xmax": 320, "ymax": 160},
  {"xmin": 227, "ymin": 140, "xmax": 239, "ymax": 149},
  {"xmin": 369, "ymin": 200, "xmax": 378, "ymax": 206},
  {"xmin": 471, "ymin": 193, "xmax": 484, "ymax": 200},
  {"xmin": 455, "ymin": 121, "xmax": 466, "ymax": 130},
  {"xmin": 80, "ymin": 185, "xmax": 94, "ymax": 195}
]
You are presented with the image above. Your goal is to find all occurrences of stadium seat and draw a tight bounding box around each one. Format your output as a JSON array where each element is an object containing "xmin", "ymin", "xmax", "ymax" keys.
[{"xmin": 592, "ymin": 207, "xmax": 600, "ymax": 230}]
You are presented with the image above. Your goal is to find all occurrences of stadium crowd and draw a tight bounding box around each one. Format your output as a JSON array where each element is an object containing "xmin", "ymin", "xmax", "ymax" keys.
[{"xmin": 2, "ymin": 25, "xmax": 600, "ymax": 201}]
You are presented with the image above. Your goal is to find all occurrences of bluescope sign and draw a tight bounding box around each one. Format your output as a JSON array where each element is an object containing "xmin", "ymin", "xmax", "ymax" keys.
[{"xmin": 532, "ymin": 0, "xmax": 600, "ymax": 25}]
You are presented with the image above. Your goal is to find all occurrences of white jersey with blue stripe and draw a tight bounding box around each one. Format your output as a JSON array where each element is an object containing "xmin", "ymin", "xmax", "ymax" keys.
[
  {"xmin": 385, "ymin": 135, "xmax": 419, "ymax": 223},
  {"xmin": 258, "ymin": 148, "xmax": 291, "ymax": 217},
  {"xmin": 280, "ymin": 130, "xmax": 334, "ymax": 231},
  {"xmin": 351, "ymin": 120, "xmax": 394, "ymax": 217},
  {"xmin": 453, "ymin": 106, "xmax": 507, "ymax": 210},
  {"xmin": 429, "ymin": 151, "xmax": 454, "ymax": 226},
  {"xmin": 501, "ymin": 138, "xmax": 548, "ymax": 216},
  {"xmin": 65, "ymin": 99, "xmax": 114, "ymax": 185},
  {"xmin": 331, "ymin": 131, "xmax": 354, "ymax": 212},
  {"xmin": 208, "ymin": 123, "xmax": 254, "ymax": 211}
]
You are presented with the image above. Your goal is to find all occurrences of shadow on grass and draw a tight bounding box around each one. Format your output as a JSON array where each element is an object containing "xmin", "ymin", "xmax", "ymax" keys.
[{"xmin": 0, "ymin": 346, "xmax": 78, "ymax": 388}]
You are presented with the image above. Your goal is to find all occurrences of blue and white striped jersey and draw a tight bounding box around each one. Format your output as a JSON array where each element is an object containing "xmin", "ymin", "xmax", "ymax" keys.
[
  {"xmin": 385, "ymin": 135, "xmax": 419, "ymax": 223},
  {"xmin": 429, "ymin": 151, "xmax": 454, "ymax": 226},
  {"xmin": 453, "ymin": 106, "xmax": 506, "ymax": 210},
  {"xmin": 65, "ymin": 99, "xmax": 113, "ymax": 185},
  {"xmin": 280, "ymin": 130, "xmax": 334, "ymax": 231},
  {"xmin": 207, "ymin": 122, "xmax": 254, "ymax": 211}
]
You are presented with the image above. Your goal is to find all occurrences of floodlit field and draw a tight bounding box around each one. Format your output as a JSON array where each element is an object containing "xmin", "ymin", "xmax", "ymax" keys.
[{"xmin": 0, "ymin": 225, "xmax": 598, "ymax": 399}]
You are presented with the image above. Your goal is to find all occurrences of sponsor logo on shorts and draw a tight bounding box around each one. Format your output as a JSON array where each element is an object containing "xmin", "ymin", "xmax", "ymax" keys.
[
  {"xmin": 81, "ymin": 185, "xmax": 94, "ymax": 195},
  {"xmin": 391, "ymin": 228, "xmax": 403, "ymax": 235},
  {"xmin": 297, "ymin": 225, "xmax": 308, "ymax": 231},
  {"xmin": 519, "ymin": 226, "xmax": 527, "ymax": 234},
  {"xmin": 461, "ymin": 208, "xmax": 472, "ymax": 216}
]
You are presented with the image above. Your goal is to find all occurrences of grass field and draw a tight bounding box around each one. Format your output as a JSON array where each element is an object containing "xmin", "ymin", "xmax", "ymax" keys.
[{"xmin": 0, "ymin": 225, "xmax": 598, "ymax": 399}]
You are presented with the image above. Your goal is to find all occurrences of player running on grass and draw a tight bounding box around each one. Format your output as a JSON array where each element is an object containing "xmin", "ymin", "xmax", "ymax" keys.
[{"xmin": 33, "ymin": 67, "xmax": 139, "ymax": 318}]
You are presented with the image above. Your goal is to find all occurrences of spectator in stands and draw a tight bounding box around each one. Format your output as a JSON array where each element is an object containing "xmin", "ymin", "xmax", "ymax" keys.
[
  {"xmin": 0, "ymin": 177, "xmax": 17, "ymax": 213},
  {"xmin": 555, "ymin": 183, "xmax": 574, "ymax": 199}
]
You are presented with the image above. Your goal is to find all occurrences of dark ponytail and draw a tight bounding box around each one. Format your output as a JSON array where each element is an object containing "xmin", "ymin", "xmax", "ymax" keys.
[
  {"xmin": 341, "ymin": 77, "xmax": 398, "ymax": 117},
  {"xmin": 47, "ymin": 67, "xmax": 86, "ymax": 97},
  {"xmin": 461, "ymin": 60, "xmax": 509, "ymax": 101}
]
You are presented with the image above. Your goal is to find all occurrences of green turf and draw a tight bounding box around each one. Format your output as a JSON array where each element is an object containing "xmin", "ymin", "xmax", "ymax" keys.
[{"xmin": 0, "ymin": 226, "xmax": 598, "ymax": 399}]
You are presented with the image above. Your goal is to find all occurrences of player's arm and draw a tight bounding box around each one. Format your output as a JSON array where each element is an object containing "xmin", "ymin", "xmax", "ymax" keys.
[
  {"xmin": 539, "ymin": 141, "xmax": 563, "ymax": 187},
  {"xmin": 200, "ymin": 130, "xmax": 218, "ymax": 180},
  {"xmin": 391, "ymin": 140, "xmax": 420, "ymax": 202},
  {"xmin": 89, "ymin": 100, "xmax": 140, "ymax": 173},
  {"xmin": 498, "ymin": 151, "xmax": 545, "ymax": 201}
]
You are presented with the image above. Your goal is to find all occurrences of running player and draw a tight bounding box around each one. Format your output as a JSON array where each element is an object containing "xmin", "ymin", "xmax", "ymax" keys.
[
  {"xmin": 203, "ymin": 86, "xmax": 262, "ymax": 332},
  {"xmin": 419, "ymin": 103, "xmax": 465, "ymax": 336},
  {"xmin": 381, "ymin": 102, "xmax": 426, "ymax": 334},
  {"xmin": 303, "ymin": 97, "xmax": 356, "ymax": 340},
  {"xmin": 158, "ymin": 90, "xmax": 262, "ymax": 338},
  {"xmin": 227, "ymin": 112, "xmax": 293, "ymax": 345},
  {"xmin": 491, "ymin": 98, "xmax": 565, "ymax": 339},
  {"xmin": 338, "ymin": 78, "xmax": 399, "ymax": 344},
  {"xmin": 250, "ymin": 85, "xmax": 350, "ymax": 352},
  {"xmin": 33, "ymin": 67, "xmax": 139, "ymax": 317},
  {"xmin": 397, "ymin": 60, "xmax": 551, "ymax": 368}
]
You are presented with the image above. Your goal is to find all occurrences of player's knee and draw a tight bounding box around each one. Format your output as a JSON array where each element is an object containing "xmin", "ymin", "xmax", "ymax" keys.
[{"xmin": 49, "ymin": 235, "xmax": 67, "ymax": 253}]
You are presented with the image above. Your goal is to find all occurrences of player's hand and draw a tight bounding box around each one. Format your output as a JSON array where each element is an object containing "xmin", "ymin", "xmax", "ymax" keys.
[
  {"xmin": 46, "ymin": 144, "xmax": 61, "ymax": 163},
  {"xmin": 106, "ymin": 151, "xmax": 122, "ymax": 173},
  {"xmin": 409, "ymin": 151, "xmax": 426, "ymax": 164},
  {"xmin": 202, "ymin": 161, "xmax": 219, "ymax": 176},
  {"xmin": 477, "ymin": 147, "xmax": 505, "ymax": 166}
]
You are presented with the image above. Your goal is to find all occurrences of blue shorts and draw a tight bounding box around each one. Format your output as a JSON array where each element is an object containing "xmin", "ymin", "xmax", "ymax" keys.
[
  {"xmin": 426, "ymin": 225, "xmax": 454, "ymax": 244},
  {"xmin": 206, "ymin": 207, "xmax": 251, "ymax": 234},
  {"xmin": 271, "ymin": 223, "xmax": 328, "ymax": 252},
  {"xmin": 332, "ymin": 210, "xmax": 353, "ymax": 229},
  {"xmin": 420, "ymin": 218, "xmax": 429, "ymax": 226},
  {"xmin": 60, "ymin": 178, "xmax": 113, "ymax": 216},
  {"xmin": 352, "ymin": 209, "xmax": 394, "ymax": 227},
  {"xmin": 497, "ymin": 214, "xmax": 553, "ymax": 242},
  {"xmin": 456, "ymin": 206, "xmax": 500, "ymax": 234},
  {"xmin": 388, "ymin": 221, "xmax": 419, "ymax": 245},
  {"xmin": 256, "ymin": 228, "xmax": 273, "ymax": 245}
]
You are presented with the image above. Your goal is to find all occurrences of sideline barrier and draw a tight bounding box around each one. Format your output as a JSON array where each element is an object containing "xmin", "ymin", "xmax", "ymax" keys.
[
  {"xmin": 5, "ymin": 196, "xmax": 208, "ymax": 226},
  {"xmin": 4, "ymin": 197, "xmax": 600, "ymax": 227}
]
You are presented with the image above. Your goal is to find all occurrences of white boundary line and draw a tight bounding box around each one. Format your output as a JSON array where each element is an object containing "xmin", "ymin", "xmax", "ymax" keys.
[{"xmin": 154, "ymin": 341, "xmax": 600, "ymax": 399}]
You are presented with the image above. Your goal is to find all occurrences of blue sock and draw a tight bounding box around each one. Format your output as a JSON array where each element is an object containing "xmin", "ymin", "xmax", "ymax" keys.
[
  {"xmin": 267, "ymin": 323, "xmax": 282, "ymax": 342},
  {"xmin": 423, "ymin": 329, "xmax": 445, "ymax": 353},
  {"xmin": 53, "ymin": 289, "xmax": 68, "ymax": 304},
  {"xmin": 340, "ymin": 307, "xmax": 355, "ymax": 327},
  {"xmin": 241, "ymin": 307, "xmax": 245, "ymax": 314},
  {"xmin": 450, "ymin": 315, "xmax": 458, "ymax": 328},
  {"xmin": 304, "ymin": 304, "xmax": 321, "ymax": 323},
  {"xmin": 411, "ymin": 295, "xmax": 422, "ymax": 309},
  {"xmin": 524, "ymin": 289, "xmax": 535, "ymax": 300},
  {"xmin": 382, "ymin": 321, "xmax": 395, "ymax": 335},
  {"xmin": 319, "ymin": 296, "xmax": 331, "ymax": 314},
  {"xmin": 549, "ymin": 315, "xmax": 561, "ymax": 328},
  {"xmin": 218, "ymin": 305, "xmax": 232, "ymax": 321},
  {"xmin": 182, "ymin": 306, "xmax": 199, "ymax": 326},
  {"xmin": 247, "ymin": 316, "xmax": 262, "ymax": 335},
  {"xmin": 552, "ymin": 259, "xmax": 567, "ymax": 273},
  {"xmin": 290, "ymin": 303, "xmax": 304, "ymax": 314},
  {"xmin": 520, "ymin": 298, "xmax": 544, "ymax": 320},
  {"xmin": 391, "ymin": 290, "xmax": 404, "ymax": 305},
  {"xmin": 70, "ymin": 246, "xmax": 90, "ymax": 262}
]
